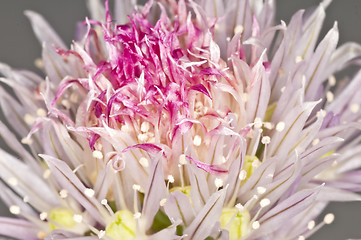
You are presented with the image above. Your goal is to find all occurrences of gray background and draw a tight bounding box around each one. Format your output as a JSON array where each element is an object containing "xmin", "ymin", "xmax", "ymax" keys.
[{"xmin": 0, "ymin": 0, "xmax": 360, "ymax": 239}]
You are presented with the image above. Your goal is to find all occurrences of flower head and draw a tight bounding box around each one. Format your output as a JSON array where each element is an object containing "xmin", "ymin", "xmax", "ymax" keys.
[{"xmin": 1, "ymin": 0, "xmax": 361, "ymax": 239}]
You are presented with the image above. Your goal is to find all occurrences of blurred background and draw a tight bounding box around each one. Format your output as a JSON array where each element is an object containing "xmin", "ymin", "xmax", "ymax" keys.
[{"xmin": 0, "ymin": 0, "xmax": 360, "ymax": 239}]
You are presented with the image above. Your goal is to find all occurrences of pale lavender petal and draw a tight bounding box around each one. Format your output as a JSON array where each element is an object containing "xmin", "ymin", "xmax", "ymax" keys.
[
  {"xmin": 184, "ymin": 188, "xmax": 226, "ymax": 240},
  {"xmin": 0, "ymin": 217, "xmax": 38, "ymax": 240},
  {"xmin": 24, "ymin": 10, "xmax": 67, "ymax": 49}
]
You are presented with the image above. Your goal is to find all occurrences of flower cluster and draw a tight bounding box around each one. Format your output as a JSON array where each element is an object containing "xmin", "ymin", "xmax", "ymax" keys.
[{"xmin": 1, "ymin": 0, "xmax": 361, "ymax": 239}]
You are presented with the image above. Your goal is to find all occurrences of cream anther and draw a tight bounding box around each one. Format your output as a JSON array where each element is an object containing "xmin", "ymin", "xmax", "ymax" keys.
[
  {"xmin": 73, "ymin": 214, "xmax": 83, "ymax": 223},
  {"xmin": 179, "ymin": 154, "xmax": 187, "ymax": 165},
  {"xmin": 257, "ymin": 186, "xmax": 267, "ymax": 195},
  {"xmin": 324, "ymin": 213, "xmax": 335, "ymax": 224},
  {"xmin": 215, "ymin": 178, "xmax": 224, "ymax": 188},
  {"xmin": 9, "ymin": 205, "xmax": 20, "ymax": 215},
  {"xmin": 350, "ymin": 104, "xmax": 360, "ymax": 113},
  {"xmin": 295, "ymin": 56, "xmax": 303, "ymax": 63},
  {"xmin": 307, "ymin": 220, "xmax": 315, "ymax": 230},
  {"xmin": 7, "ymin": 177, "xmax": 18, "ymax": 186},
  {"xmin": 160, "ymin": 198, "xmax": 167, "ymax": 207},
  {"xmin": 39, "ymin": 212, "xmax": 48, "ymax": 221},
  {"xmin": 261, "ymin": 136, "xmax": 271, "ymax": 144},
  {"xmin": 59, "ymin": 189, "xmax": 68, "ymax": 198},
  {"xmin": 21, "ymin": 137, "xmax": 33, "ymax": 145},
  {"xmin": 98, "ymin": 230, "xmax": 105, "ymax": 239},
  {"xmin": 260, "ymin": 198, "xmax": 271, "ymax": 208},
  {"xmin": 276, "ymin": 122, "xmax": 285, "ymax": 132},
  {"xmin": 239, "ymin": 170, "xmax": 247, "ymax": 180},
  {"xmin": 36, "ymin": 108, "xmax": 47, "ymax": 117},
  {"xmin": 92, "ymin": 150, "xmax": 103, "ymax": 159},
  {"xmin": 328, "ymin": 75, "xmax": 336, "ymax": 86},
  {"xmin": 167, "ymin": 175, "xmax": 175, "ymax": 183},
  {"xmin": 326, "ymin": 91, "xmax": 334, "ymax": 102},
  {"xmin": 43, "ymin": 169, "xmax": 51, "ymax": 179},
  {"xmin": 141, "ymin": 121, "xmax": 150, "ymax": 132},
  {"xmin": 24, "ymin": 114, "xmax": 35, "ymax": 125},
  {"xmin": 139, "ymin": 157, "xmax": 149, "ymax": 168},
  {"xmin": 234, "ymin": 25, "xmax": 244, "ymax": 34},
  {"xmin": 84, "ymin": 188, "xmax": 95, "ymax": 198},
  {"xmin": 193, "ymin": 135, "xmax": 202, "ymax": 146},
  {"xmin": 252, "ymin": 221, "xmax": 260, "ymax": 229}
]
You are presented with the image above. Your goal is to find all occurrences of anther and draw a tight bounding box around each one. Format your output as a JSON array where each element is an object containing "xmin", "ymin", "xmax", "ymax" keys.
[
  {"xmin": 7, "ymin": 177, "xmax": 18, "ymax": 186},
  {"xmin": 324, "ymin": 213, "xmax": 335, "ymax": 224},
  {"xmin": 308, "ymin": 220, "xmax": 315, "ymax": 230},
  {"xmin": 276, "ymin": 122, "xmax": 285, "ymax": 132},
  {"xmin": 139, "ymin": 157, "xmax": 149, "ymax": 168},
  {"xmin": 39, "ymin": 212, "xmax": 48, "ymax": 221},
  {"xmin": 84, "ymin": 188, "xmax": 95, "ymax": 198},
  {"xmin": 36, "ymin": 108, "xmax": 47, "ymax": 117},
  {"xmin": 93, "ymin": 150, "xmax": 103, "ymax": 159},
  {"xmin": 252, "ymin": 221, "xmax": 260, "ymax": 229},
  {"xmin": 193, "ymin": 135, "xmax": 202, "ymax": 146},
  {"xmin": 9, "ymin": 205, "xmax": 20, "ymax": 215},
  {"xmin": 215, "ymin": 178, "xmax": 224, "ymax": 188},
  {"xmin": 59, "ymin": 189, "xmax": 68, "ymax": 198}
]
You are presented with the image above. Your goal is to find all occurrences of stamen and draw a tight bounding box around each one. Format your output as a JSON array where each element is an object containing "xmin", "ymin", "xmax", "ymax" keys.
[
  {"xmin": 239, "ymin": 170, "xmax": 247, "ymax": 181},
  {"xmin": 101, "ymin": 199, "xmax": 114, "ymax": 215},
  {"xmin": 252, "ymin": 221, "xmax": 260, "ymax": 229},
  {"xmin": 9, "ymin": 205, "xmax": 20, "ymax": 215},
  {"xmin": 37, "ymin": 231, "xmax": 47, "ymax": 239},
  {"xmin": 73, "ymin": 214, "xmax": 83, "ymax": 223},
  {"xmin": 61, "ymin": 99, "xmax": 72, "ymax": 109},
  {"xmin": 326, "ymin": 91, "xmax": 334, "ymax": 102},
  {"xmin": 350, "ymin": 103, "xmax": 360, "ymax": 113},
  {"xmin": 193, "ymin": 135, "xmax": 202, "ymax": 146},
  {"xmin": 160, "ymin": 198, "xmax": 167, "ymax": 207},
  {"xmin": 134, "ymin": 212, "xmax": 142, "ymax": 219},
  {"xmin": 257, "ymin": 186, "xmax": 267, "ymax": 195},
  {"xmin": 167, "ymin": 175, "xmax": 175, "ymax": 183},
  {"xmin": 23, "ymin": 196, "xmax": 29, "ymax": 203},
  {"xmin": 254, "ymin": 118, "xmax": 263, "ymax": 129},
  {"xmin": 39, "ymin": 212, "xmax": 48, "ymax": 221},
  {"xmin": 179, "ymin": 154, "xmax": 187, "ymax": 165},
  {"xmin": 59, "ymin": 189, "xmax": 68, "ymax": 198},
  {"xmin": 263, "ymin": 122, "xmax": 273, "ymax": 130},
  {"xmin": 93, "ymin": 150, "xmax": 103, "ymax": 159},
  {"xmin": 215, "ymin": 178, "xmax": 224, "ymax": 188},
  {"xmin": 24, "ymin": 114, "xmax": 35, "ymax": 125},
  {"xmin": 234, "ymin": 24, "xmax": 244, "ymax": 34},
  {"xmin": 98, "ymin": 230, "xmax": 106, "ymax": 239},
  {"xmin": 295, "ymin": 56, "xmax": 303, "ymax": 63},
  {"xmin": 308, "ymin": 220, "xmax": 315, "ymax": 230},
  {"xmin": 178, "ymin": 164, "xmax": 185, "ymax": 188},
  {"xmin": 21, "ymin": 137, "xmax": 33, "ymax": 145},
  {"xmin": 324, "ymin": 213, "xmax": 335, "ymax": 224},
  {"xmin": 141, "ymin": 121, "xmax": 150, "ymax": 132},
  {"xmin": 139, "ymin": 157, "xmax": 149, "ymax": 168},
  {"xmin": 133, "ymin": 185, "xmax": 141, "ymax": 213},
  {"xmin": 328, "ymin": 75, "xmax": 336, "ymax": 86},
  {"xmin": 43, "ymin": 169, "xmax": 51, "ymax": 179},
  {"xmin": 312, "ymin": 138, "xmax": 320, "ymax": 146},
  {"xmin": 36, "ymin": 108, "xmax": 47, "ymax": 117},
  {"xmin": 70, "ymin": 93, "xmax": 79, "ymax": 103},
  {"xmin": 276, "ymin": 122, "xmax": 285, "ymax": 132},
  {"xmin": 73, "ymin": 164, "xmax": 85, "ymax": 173},
  {"xmin": 298, "ymin": 236, "xmax": 305, "ymax": 240},
  {"xmin": 261, "ymin": 136, "xmax": 271, "ymax": 144},
  {"xmin": 84, "ymin": 188, "xmax": 95, "ymax": 198},
  {"xmin": 259, "ymin": 198, "xmax": 270, "ymax": 208},
  {"xmin": 7, "ymin": 177, "xmax": 18, "ymax": 186}
]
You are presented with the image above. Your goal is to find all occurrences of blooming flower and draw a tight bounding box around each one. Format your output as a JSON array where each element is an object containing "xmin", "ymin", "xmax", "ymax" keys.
[{"xmin": 1, "ymin": 0, "xmax": 361, "ymax": 239}]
